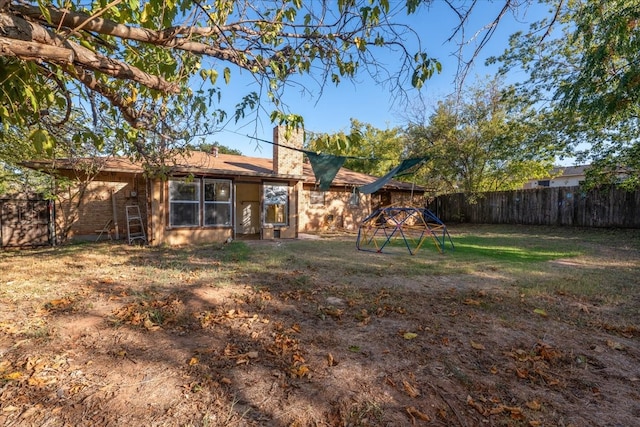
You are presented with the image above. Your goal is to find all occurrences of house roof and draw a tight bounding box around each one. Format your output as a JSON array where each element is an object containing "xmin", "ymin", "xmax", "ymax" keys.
[
  {"xmin": 550, "ymin": 165, "xmax": 588, "ymax": 177},
  {"xmin": 23, "ymin": 151, "xmax": 422, "ymax": 192}
]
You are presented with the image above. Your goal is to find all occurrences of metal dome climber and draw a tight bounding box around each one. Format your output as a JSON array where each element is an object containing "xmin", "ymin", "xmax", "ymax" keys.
[{"xmin": 356, "ymin": 206, "xmax": 454, "ymax": 255}]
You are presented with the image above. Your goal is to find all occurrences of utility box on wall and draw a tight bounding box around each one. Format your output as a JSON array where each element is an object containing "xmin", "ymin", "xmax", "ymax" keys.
[{"xmin": 262, "ymin": 224, "xmax": 274, "ymax": 240}]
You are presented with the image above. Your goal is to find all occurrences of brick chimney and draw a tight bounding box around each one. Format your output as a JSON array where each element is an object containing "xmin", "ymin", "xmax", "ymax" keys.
[{"xmin": 273, "ymin": 125, "xmax": 303, "ymax": 176}]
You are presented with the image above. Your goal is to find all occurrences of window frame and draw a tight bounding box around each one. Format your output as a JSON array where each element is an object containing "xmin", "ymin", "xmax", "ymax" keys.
[
  {"xmin": 309, "ymin": 190, "xmax": 325, "ymax": 206},
  {"xmin": 203, "ymin": 178, "xmax": 233, "ymax": 227},
  {"xmin": 349, "ymin": 189, "xmax": 360, "ymax": 206},
  {"xmin": 168, "ymin": 177, "xmax": 233, "ymax": 228},
  {"xmin": 263, "ymin": 182, "xmax": 289, "ymax": 226},
  {"xmin": 168, "ymin": 179, "xmax": 201, "ymax": 227}
]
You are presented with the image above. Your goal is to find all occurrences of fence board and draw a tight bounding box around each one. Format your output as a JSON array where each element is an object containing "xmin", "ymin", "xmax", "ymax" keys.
[
  {"xmin": 1, "ymin": 198, "xmax": 53, "ymax": 247},
  {"xmin": 430, "ymin": 187, "xmax": 640, "ymax": 228}
]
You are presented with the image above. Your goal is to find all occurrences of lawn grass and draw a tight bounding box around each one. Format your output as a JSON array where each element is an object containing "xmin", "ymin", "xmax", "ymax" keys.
[
  {"xmin": 452, "ymin": 234, "xmax": 582, "ymax": 263},
  {"xmin": 2, "ymin": 225, "xmax": 635, "ymax": 301},
  {"xmin": 234, "ymin": 225, "xmax": 639, "ymax": 305}
]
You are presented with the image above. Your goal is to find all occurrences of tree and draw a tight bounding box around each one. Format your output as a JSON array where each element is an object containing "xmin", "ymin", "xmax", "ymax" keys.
[
  {"xmin": 405, "ymin": 78, "xmax": 558, "ymax": 197},
  {"xmin": 305, "ymin": 119, "xmax": 406, "ymax": 177},
  {"xmin": 0, "ymin": 125, "xmax": 39, "ymax": 194},
  {"xmin": 192, "ymin": 141, "xmax": 242, "ymax": 156},
  {"xmin": 489, "ymin": 0, "xmax": 640, "ymax": 188},
  {"xmin": 0, "ymin": 0, "xmax": 444, "ymax": 165}
]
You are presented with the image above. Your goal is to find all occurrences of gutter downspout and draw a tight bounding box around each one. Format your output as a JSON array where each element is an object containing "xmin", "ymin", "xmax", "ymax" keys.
[
  {"xmin": 111, "ymin": 188, "xmax": 120, "ymax": 240},
  {"xmin": 146, "ymin": 177, "xmax": 153, "ymax": 245}
]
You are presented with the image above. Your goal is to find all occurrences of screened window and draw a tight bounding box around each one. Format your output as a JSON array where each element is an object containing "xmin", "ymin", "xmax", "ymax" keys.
[
  {"xmin": 264, "ymin": 183, "xmax": 288, "ymax": 225},
  {"xmin": 349, "ymin": 190, "xmax": 360, "ymax": 206},
  {"xmin": 168, "ymin": 178, "xmax": 233, "ymax": 227},
  {"xmin": 309, "ymin": 190, "xmax": 325, "ymax": 205},
  {"xmin": 204, "ymin": 179, "xmax": 232, "ymax": 226},
  {"xmin": 169, "ymin": 180, "xmax": 200, "ymax": 226}
]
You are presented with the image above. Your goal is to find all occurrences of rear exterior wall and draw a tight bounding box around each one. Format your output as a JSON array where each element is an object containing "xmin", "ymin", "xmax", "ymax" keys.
[
  {"xmin": 299, "ymin": 185, "xmax": 371, "ymax": 232},
  {"xmin": 54, "ymin": 171, "xmax": 147, "ymax": 242}
]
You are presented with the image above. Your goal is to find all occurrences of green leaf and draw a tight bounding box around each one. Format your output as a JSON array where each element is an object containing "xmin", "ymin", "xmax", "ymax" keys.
[
  {"xmin": 30, "ymin": 128, "xmax": 54, "ymax": 154},
  {"xmin": 223, "ymin": 67, "xmax": 231, "ymax": 84},
  {"xmin": 141, "ymin": 3, "xmax": 152, "ymax": 22},
  {"xmin": 23, "ymin": 86, "xmax": 39, "ymax": 112},
  {"xmin": 380, "ymin": 0, "xmax": 390, "ymax": 13},
  {"xmin": 403, "ymin": 332, "xmax": 417, "ymax": 340},
  {"xmin": 360, "ymin": 6, "xmax": 370, "ymax": 23},
  {"xmin": 533, "ymin": 308, "xmax": 548, "ymax": 317},
  {"xmin": 36, "ymin": 0, "xmax": 52, "ymax": 24},
  {"xmin": 406, "ymin": 0, "xmax": 421, "ymax": 14}
]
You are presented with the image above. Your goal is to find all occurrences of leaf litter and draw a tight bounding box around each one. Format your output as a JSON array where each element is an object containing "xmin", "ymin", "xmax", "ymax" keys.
[{"xmin": 0, "ymin": 228, "xmax": 639, "ymax": 426}]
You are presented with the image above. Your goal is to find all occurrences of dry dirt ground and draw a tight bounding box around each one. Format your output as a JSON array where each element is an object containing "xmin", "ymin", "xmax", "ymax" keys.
[{"xmin": 0, "ymin": 226, "xmax": 639, "ymax": 426}]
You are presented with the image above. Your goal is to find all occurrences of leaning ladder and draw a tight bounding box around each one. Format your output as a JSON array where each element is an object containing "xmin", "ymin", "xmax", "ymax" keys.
[{"xmin": 125, "ymin": 205, "xmax": 147, "ymax": 245}]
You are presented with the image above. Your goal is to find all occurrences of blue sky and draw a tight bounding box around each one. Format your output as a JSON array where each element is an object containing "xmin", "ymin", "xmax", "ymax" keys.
[{"xmin": 210, "ymin": 1, "xmax": 550, "ymax": 157}]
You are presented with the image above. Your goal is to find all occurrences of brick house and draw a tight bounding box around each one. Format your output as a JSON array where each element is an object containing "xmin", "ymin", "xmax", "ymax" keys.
[
  {"xmin": 24, "ymin": 127, "xmax": 424, "ymax": 245},
  {"xmin": 523, "ymin": 165, "xmax": 589, "ymax": 189}
]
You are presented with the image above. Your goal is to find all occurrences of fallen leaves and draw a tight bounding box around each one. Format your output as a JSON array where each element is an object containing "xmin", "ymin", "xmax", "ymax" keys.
[
  {"xmin": 111, "ymin": 295, "xmax": 184, "ymax": 330},
  {"xmin": 0, "ymin": 353, "xmax": 73, "ymax": 388},
  {"xmin": 402, "ymin": 379, "xmax": 421, "ymax": 398},
  {"xmin": 290, "ymin": 364, "xmax": 310, "ymax": 378},
  {"xmin": 606, "ymin": 339, "xmax": 626, "ymax": 351},
  {"xmin": 2, "ymin": 371, "xmax": 23, "ymax": 381},
  {"xmin": 327, "ymin": 352, "xmax": 337, "ymax": 367},
  {"xmin": 1, "ymin": 238, "xmax": 637, "ymax": 427},
  {"xmin": 470, "ymin": 340, "xmax": 485, "ymax": 350},
  {"xmin": 268, "ymin": 332, "xmax": 300, "ymax": 356},
  {"xmin": 602, "ymin": 323, "xmax": 639, "ymax": 338},
  {"xmin": 321, "ymin": 306, "xmax": 344, "ymax": 320},
  {"xmin": 466, "ymin": 395, "xmax": 524, "ymax": 420},
  {"xmin": 222, "ymin": 343, "xmax": 260, "ymax": 365},
  {"xmin": 507, "ymin": 343, "xmax": 564, "ymax": 385},
  {"xmin": 526, "ymin": 400, "xmax": 542, "ymax": 411},
  {"xmin": 355, "ymin": 309, "xmax": 371, "ymax": 325},
  {"xmin": 406, "ymin": 406, "xmax": 431, "ymax": 423},
  {"xmin": 196, "ymin": 308, "xmax": 266, "ymax": 329},
  {"xmin": 43, "ymin": 297, "xmax": 75, "ymax": 313}
]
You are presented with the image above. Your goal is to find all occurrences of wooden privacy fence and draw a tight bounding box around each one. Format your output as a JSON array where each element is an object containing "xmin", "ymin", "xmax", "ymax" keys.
[
  {"xmin": 1, "ymin": 197, "xmax": 54, "ymax": 248},
  {"xmin": 429, "ymin": 186, "xmax": 640, "ymax": 228}
]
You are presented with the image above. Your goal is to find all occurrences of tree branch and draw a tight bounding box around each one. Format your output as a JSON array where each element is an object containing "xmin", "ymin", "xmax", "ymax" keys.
[
  {"xmin": 62, "ymin": 64, "xmax": 149, "ymax": 128},
  {"xmin": 1, "ymin": 11, "xmax": 180, "ymax": 93},
  {"xmin": 0, "ymin": 35, "xmax": 73, "ymax": 62},
  {"xmin": 12, "ymin": 4, "xmax": 257, "ymax": 68}
]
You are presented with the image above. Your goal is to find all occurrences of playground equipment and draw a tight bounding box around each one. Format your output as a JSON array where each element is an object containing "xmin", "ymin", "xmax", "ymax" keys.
[{"xmin": 356, "ymin": 206, "xmax": 454, "ymax": 255}]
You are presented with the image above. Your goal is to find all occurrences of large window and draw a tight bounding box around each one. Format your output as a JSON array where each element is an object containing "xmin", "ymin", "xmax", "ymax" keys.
[
  {"xmin": 264, "ymin": 183, "xmax": 288, "ymax": 225},
  {"xmin": 204, "ymin": 179, "xmax": 232, "ymax": 226},
  {"xmin": 169, "ymin": 178, "xmax": 232, "ymax": 227},
  {"xmin": 169, "ymin": 180, "xmax": 200, "ymax": 226}
]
